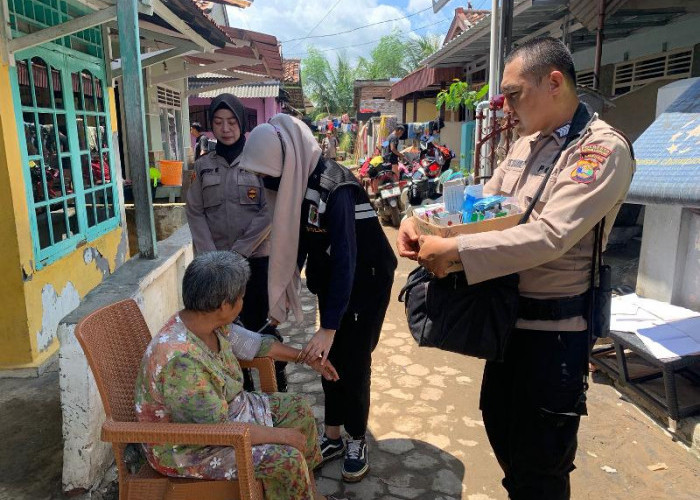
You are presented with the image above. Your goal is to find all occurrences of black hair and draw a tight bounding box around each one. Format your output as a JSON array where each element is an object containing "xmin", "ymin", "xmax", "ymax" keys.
[
  {"xmin": 191, "ymin": 122, "xmax": 203, "ymax": 132},
  {"xmin": 395, "ymin": 125, "xmax": 406, "ymax": 132},
  {"xmin": 506, "ymin": 37, "xmax": 577, "ymax": 86}
]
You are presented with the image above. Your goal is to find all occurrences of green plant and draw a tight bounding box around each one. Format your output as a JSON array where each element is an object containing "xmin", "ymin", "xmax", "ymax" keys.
[
  {"xmin": 436, "ymin": 81, "xmax": 489, "ymax": 112},
  {"xmin": 338, "ymin": 131, "xmax": 354, "ymax": 152}
]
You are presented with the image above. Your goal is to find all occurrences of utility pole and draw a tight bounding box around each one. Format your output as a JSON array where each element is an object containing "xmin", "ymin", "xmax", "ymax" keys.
[{"xmin": 487, "ymin": 0, "xmax": 500, "ymax": 98}]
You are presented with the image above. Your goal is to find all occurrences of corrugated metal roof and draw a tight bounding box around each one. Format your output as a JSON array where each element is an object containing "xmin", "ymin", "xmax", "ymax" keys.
[
  {"xmin": 195, "ymin": 81, "xmax": 281, "ymax": 98},
  {"xmin": 627, "ymin": 79, "xmax": 700, "ymax": 208}
]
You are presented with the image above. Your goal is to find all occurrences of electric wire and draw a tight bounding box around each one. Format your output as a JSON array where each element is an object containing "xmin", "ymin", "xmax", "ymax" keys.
[
  {"xmin": 284, "ymin": 17, "xmax": 450, "ymax": 57},
  {"xmin": 280, "ymin": 5, "xmax": 433, "ymax": 43}
]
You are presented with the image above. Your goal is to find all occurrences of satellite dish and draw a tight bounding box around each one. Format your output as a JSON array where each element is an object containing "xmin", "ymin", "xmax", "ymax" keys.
[{"xmin": 432, "ymin": 0, "xmax": 450, "ymax": 13}]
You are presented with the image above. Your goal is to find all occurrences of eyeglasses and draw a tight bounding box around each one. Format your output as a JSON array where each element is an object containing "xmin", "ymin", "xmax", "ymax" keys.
[{"xmin": 268, "ymin": 121, "xmax": 286, "ymax": 166}]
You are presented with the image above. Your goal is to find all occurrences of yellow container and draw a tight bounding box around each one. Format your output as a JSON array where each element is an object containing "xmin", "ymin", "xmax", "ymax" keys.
[{"xmin": 159, "ymin": 160, "xmax": 183, "ymax": 186}]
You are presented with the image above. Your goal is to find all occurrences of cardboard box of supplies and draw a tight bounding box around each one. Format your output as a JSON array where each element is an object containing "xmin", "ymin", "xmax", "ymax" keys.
[{"xmin": 412, "ymin": 212, "xmax": 521, "ymax": 238}]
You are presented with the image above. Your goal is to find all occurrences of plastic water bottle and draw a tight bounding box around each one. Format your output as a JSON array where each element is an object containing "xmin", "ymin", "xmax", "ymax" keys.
[{"xmin": 462, "ymin": 184, "xmax": 483, "ymax": 223}]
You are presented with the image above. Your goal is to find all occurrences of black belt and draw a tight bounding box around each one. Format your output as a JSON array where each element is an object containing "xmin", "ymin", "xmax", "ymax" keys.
[{"xmin": 518, "ymin": 293, "xmax": 588, "ymax": 321}]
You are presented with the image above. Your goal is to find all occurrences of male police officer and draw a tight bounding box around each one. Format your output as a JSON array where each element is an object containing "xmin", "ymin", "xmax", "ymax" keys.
[{"xmin": 397, "ymin": 38, "xmax": 634, "ymax": 499}]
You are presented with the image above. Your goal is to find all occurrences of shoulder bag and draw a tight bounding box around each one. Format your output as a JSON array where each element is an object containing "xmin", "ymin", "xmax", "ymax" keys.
[{"xmin": 398, "ymin": 104, "xmax": 594, "ymax": 362}]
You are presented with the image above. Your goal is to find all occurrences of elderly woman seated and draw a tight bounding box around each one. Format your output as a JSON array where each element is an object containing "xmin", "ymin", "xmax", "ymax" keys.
[{"xmin": 135, "ymin": 251, "xmax": 343, "ymax": 500}]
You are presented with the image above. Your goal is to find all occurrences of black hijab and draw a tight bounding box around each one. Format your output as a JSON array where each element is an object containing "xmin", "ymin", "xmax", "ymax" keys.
[{"xmin": 209, "ymin": 93, "xmax": 247, "ymax": 164}]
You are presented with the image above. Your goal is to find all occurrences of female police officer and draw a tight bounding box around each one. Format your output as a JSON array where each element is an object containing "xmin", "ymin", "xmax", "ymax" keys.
[
  {"xmin": 185, "ymin": 94, "xmax": 287, "ymax": 390},
  {"xmin": 239, "ymin": 113, "xmax": 396, "ymax": 483}
]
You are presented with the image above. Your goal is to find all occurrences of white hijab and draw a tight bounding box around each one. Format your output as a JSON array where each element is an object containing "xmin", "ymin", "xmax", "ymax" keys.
[{"xmin": 238, "ymin": 114, "xmax": 322, "ymax": 324}]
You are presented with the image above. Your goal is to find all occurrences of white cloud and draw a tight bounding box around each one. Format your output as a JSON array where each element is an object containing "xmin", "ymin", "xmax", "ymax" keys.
[{"xmin": 228, "ymin": 1, "xmax": 425, "ymax": 63}]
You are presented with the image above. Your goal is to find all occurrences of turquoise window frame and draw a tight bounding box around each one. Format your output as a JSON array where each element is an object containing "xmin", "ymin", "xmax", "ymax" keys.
[{"xmin": 11, "ymin": 43, "xmax": 120, "ymax": 269}]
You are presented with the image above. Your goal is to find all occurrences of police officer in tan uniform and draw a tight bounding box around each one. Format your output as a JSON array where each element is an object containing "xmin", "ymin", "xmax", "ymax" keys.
[
  {"xmin": 186, "ymin": 94, "xmax": 286, "ymax": 390},
  {"xmin": 398, "ymin": 38, "xmax": 635, "ymax": 499}
]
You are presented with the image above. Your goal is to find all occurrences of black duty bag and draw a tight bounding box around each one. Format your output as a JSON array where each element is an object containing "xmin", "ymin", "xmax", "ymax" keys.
[{"xmin": 399, "ymin": 268, "xmax": 519, "ymax": 361}]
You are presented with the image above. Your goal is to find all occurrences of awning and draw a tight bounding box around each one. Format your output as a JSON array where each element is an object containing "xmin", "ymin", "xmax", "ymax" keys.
[
  {"xmin": 390, "ymin": 66, "xmax": 464, "ymax": 100},
  {"xmin": 422, "ymin": 0, "xmax": 569, "ymax": 68},
  {"xmin": 627, "ymin": 78, "xmax": 700, "ymax": 208},
  {"xmin": 192, "ymin": 81, "xmax": 281, "ymax": 99}
]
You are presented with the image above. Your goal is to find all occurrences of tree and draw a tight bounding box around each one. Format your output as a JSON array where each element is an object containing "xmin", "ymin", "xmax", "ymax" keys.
[
  {"xmin": 405, "ymin": 33, "xmax": 442, "ymax": 70},
  {"xmin": 356, "ymin": 32, "xmax": 410, "ymax": 80},
  {"xmin": 436, "ymin": 81, "xmax": 489, "ymax": 111},
  {"xmin": 302, "ymin": 48, "xmax": 356, "ymax": 115}
]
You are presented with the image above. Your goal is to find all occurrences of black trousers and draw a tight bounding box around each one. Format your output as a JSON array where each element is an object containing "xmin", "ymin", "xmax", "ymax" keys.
[
  {"xmin": 320, "ymin": 279, "xmax": 392, "ymax": 439},
  {"xmin": 239, "ymin": 256, "xmax": 287, "ymax": 391},
  {"xmin": 480, "ymin": 329, "xmax": 589, "ymax": 500}
]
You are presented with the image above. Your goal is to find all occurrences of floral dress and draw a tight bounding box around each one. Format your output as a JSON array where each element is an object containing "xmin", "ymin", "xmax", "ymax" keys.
[{"xmin": 134, "ymin": 315, "xmax": 322, "ymax": 499}]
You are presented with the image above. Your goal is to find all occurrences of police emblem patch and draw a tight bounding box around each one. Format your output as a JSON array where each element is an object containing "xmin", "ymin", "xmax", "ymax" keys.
[
  {"xmin": 571, "ymin": 159, "xmax": 599, "ymax": 184},
  {"xmin": 308, "ymin": 204, "xmax": 320, "ymax": 226},
  {"xmin": 247, "ymin": 188, "xmax": 258, "ymax": 200}
]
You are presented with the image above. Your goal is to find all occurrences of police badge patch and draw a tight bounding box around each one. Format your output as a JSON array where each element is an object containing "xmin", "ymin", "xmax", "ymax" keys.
[
  {"xmin": 571, "ymin": 158, "xmax": 600, "ymax": 184},
  {"xmin": 247, "ymin": 187, "xmax": 258, "ymax": 200}
]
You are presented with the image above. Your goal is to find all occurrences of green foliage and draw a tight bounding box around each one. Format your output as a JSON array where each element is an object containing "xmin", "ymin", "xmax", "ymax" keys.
[
  {"xmin": 436, "ymin": 81, "xmax": 489, "ymax": 112},
  {"xmin": 357, "ymin": 32, "xmax": 410, "ymax": 79},
  {"xmin": 338, "ymin": 131, "xmax": 354, "ymax": 152},
  {"xmin": 302, "ymin": 47, "xmax": 356, "ymax": 115},
  {"xmin": 404, "ymin": 34, "xmax": 441, "ymax": 70},
  {"xmin": 300, "ymin": 32, "xmax": 444, "ymax": 114}
]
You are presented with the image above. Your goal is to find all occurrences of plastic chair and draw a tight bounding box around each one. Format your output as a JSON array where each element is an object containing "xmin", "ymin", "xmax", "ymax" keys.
[{"xmin": 75, "ymin": 299, "xmax": 279, "ymax": 500}]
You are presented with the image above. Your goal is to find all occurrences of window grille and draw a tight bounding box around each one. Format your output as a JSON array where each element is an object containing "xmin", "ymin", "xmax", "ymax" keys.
[
  {"xmin": 613, "ymin": 48, "xmax": 693, "ymax": 96},
  {"xmin": 157, "ymin": 86, "xmax": 182, "ymax": 108},
  {"xmin": 8, "ymin": 0, "xmax": 103, "ymax": 57},
  {"xmin": 14, "ymin": 49, "xmax": 118, "ymax": 267},
  {"xmin": 577, "ymin": 70, "xmax": 594, "ymax": 88}
]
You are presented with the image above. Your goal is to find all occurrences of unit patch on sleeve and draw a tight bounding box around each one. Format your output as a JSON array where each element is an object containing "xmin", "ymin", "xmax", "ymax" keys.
[
  {"xmin": 579, "ymin": 144, "xmax": 612, "ymax": 163},
  {"xmin": 571, "ymin": 158, "xmax": 600, "ymax": 184}
]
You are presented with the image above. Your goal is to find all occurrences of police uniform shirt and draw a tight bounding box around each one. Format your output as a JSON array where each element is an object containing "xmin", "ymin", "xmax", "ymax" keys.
[
  {"xmin": 457, "ymin": 114, "xmax": 635, "ymax": 331},
  {"xmin": 186, "ymin": 152, "xmax": 271, "ymax": 257}
]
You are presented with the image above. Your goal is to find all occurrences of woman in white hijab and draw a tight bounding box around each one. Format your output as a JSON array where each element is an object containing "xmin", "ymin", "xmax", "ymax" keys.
[{"xmin": 240, "ymin": 114, "xmax": 397, "ymax": 483}]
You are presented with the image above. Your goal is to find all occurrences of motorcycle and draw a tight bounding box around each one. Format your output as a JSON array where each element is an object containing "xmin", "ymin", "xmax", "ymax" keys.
[
  {"xmin": 372, "ymin": 163, "xmax": 403, "ymax": 227},
  {"xmin": 400, "ymin": 154, "xmax": 442, "ymax": 216}
]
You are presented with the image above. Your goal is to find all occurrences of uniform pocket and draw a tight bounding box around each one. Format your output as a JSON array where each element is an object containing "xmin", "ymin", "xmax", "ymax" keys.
[
  {"xmin": 201, "ymin": 174, "xmax": 222, "ymax": 208},
  {"xmin": 500, "ymin": 170, "xmax": 521, "ymax": 195}
]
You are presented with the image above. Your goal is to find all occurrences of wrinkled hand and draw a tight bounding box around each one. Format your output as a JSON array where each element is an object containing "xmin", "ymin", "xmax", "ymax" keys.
[
  {"xmin": 417, "ymin": 235, "xmax": 463, "ymax": 278},
  {"xmin": 307, "ymin": 357, "xmax": 340, "ymax": 381},
  {"xmin": 397, "ymin": 217, "xmax": 420, "ymax": 260},
  {"xmin": 300, "ymin": 328, "xmax": 335, "ymax": 365},
  {"xmin": 281, "ymin": 428, "xmax": 306, "ymax": 453}
]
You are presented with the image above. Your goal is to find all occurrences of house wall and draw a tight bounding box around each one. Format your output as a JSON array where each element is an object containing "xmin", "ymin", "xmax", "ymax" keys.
[
  {"xmin": 637, "ymin": 206, "xmax": 700, "ymax": 312},
  {"xmin": 572, "ymin": 15, "xmax": 700, "ymax": 70},
  {"xmin": 0, "ymin": 61, "xmax": 128, "ymax": 373},
  {"xmin": 58, "ymin": 226, "xmax": 194, "ymax": 493},
  {"xmin": 405, "ymin": 98, "xmax": 439, "ymax": 122}
]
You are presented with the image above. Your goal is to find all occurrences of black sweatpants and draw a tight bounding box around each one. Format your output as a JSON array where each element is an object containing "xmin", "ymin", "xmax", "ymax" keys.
[
  {"xmin": 320, "ymin": 279, "xmax": 393, "ymax": 439},
  {"xmin": 480, "ymin": 329, "xmax": 589, "ymax": 500}
]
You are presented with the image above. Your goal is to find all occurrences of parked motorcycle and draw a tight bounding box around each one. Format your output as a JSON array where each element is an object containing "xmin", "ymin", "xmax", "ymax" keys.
[
  {"xmin": 400, "ymin": 154, "xmax": 442, "ymax": 216},
  {"xmin": 372, "ymin": 164, "xmax": 403, "ymax": 227}
]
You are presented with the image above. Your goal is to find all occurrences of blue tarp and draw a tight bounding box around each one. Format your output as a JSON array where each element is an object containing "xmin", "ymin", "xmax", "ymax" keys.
[{"xmin": 627, "ymin": 79, "xmax": 700, "ymax": 208}]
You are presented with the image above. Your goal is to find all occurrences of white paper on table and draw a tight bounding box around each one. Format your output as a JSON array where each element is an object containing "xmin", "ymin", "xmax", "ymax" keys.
[{"xmin": 611, "ymin": 294, "xmax": 700, "ymax": 360}]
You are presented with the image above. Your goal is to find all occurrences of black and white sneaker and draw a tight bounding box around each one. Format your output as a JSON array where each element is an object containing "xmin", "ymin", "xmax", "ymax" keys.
[
  {"xmin": 317, "ymin": 434, "xmax": 345, "ymax": 468},
  {"xmin": 342, "ymin": 437, "xmax": 369, "ymax": 482}
]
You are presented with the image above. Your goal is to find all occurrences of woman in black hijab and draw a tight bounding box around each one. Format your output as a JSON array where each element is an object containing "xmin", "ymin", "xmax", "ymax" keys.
[{"xmin": 186, "ymin": 94, "xmax": 287, "ymax": 390}]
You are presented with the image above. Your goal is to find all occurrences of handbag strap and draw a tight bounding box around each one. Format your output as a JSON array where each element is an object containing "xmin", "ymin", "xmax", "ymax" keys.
[{"xmin": 518, "ymin": 103, "xmax": 594, "ymax": 225}]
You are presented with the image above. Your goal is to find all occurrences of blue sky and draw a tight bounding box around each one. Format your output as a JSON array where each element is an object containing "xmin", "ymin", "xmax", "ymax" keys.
[{"xmin": 227, "ymin": 0, "xmax": 490, "ymax": 63}]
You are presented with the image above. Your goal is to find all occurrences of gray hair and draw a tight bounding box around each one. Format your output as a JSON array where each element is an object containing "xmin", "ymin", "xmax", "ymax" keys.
[{"xmin": 182, "ymin": 251, "xmax": 251, "ymax": 312}]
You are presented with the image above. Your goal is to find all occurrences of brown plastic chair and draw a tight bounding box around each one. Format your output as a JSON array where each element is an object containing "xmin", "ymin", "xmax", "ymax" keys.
[{"xmin": 74, "ymin": 298, "xmax": 280, "ymax": 500}]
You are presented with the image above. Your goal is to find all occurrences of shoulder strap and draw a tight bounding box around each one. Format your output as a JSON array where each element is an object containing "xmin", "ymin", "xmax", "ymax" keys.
[{"xmin": 518, "ymin": 103, "xmax": 594, "ymax": 225}]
